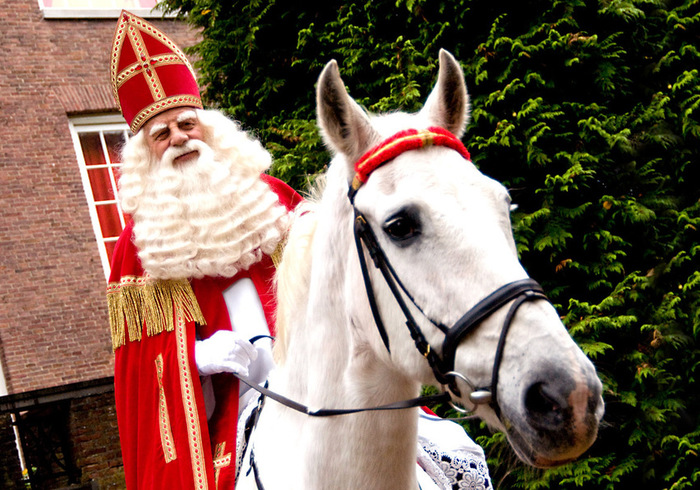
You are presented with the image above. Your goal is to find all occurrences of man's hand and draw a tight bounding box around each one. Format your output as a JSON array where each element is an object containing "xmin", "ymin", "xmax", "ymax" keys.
[{"xmin": 195, "ymin": 330, "xmax": 258, "ymax": 377}]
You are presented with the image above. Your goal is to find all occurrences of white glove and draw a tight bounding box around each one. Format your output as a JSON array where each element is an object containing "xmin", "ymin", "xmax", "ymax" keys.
[{"xmin": 195, "ymin": 330, "xmax": 258, "ymax": 377}]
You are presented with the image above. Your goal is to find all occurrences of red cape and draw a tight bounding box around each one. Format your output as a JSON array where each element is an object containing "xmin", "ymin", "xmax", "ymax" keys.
[{"xmin": 108, "ymin": 175, "xmax": 301, "ymax": 489}]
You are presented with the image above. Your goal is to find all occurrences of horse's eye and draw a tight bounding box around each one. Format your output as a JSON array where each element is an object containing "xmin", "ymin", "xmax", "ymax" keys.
[{"xmin": 383, "ymin": 212, "xmax": 421, "ymax": 243}]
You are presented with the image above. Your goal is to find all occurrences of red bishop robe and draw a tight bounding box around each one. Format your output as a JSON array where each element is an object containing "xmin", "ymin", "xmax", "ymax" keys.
[{"xmin": 107, "ymin": 175, "xmax": 302, "ymax": 490}]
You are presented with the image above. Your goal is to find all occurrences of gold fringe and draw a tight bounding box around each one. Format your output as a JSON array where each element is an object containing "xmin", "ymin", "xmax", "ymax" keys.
[
  {"xmin": 107, "ymin": 276, "xmax": 206, "ymax": 351},
  {"xmin": 270, "ymin": 235, "xmax": 287, "ymax": 269}
]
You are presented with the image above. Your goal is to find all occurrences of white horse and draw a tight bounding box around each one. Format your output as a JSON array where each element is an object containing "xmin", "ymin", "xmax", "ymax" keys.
[{"xmin": 237, "ymin": 50, "xmax": 604, "ymax": 489}]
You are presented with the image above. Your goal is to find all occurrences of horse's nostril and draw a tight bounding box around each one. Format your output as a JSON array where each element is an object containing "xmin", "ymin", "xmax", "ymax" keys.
[{"xmin": 525, "ymin": 382, "xmax": 566, "ymax": 429}]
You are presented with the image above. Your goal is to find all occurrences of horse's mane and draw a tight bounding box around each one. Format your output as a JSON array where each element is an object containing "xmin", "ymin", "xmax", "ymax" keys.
[{"xmin": 273, "ymin": 176, "xmax": 326, "ymax": 364}]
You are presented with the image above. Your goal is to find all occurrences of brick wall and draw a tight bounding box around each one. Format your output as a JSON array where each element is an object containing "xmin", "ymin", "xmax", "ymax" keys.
[
  {"xmin": 0, "ymin": 414, "xmax": 24, "ymax": 489},
  {"xmin": 68, "ymin": 391, "xmax": 124, "ymax": 489},
  {"xmin": 0, "ymin": 0, "xmax": 199, "ymax": 395}
]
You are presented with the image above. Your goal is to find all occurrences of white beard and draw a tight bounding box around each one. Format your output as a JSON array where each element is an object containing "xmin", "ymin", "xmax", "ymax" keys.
[{"xmin": 118, "ymin": 112, "xmax": 289, "ymax": 280}]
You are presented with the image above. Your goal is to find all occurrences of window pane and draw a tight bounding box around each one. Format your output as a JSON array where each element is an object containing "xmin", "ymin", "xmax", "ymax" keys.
[
  {"xmin": 96, "ymin": 203, "xmax": 123, "ymax": 239},
  {"xmin": 105, "ymin": 241, "xmax": 117, "ymax": 265},
  {"xmin": 87, "ymin": 167, "xmax": 116, "ymax": 202},
  {"xmin": 104, "ymin": 131, "xmax": 126, "ymax": 164},
  {"xmin": 78, "ymin": 133, "xmax": 106, "ymax": 166}
]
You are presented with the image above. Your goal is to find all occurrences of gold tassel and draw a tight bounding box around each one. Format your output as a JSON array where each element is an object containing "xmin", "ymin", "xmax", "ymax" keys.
[
  {"xmin": 107, "ymin": 276, "xmax": 206, "ymax": 351},
  {"xmin": 143, "ymin": 280, "xmax": 173, "ymax": 337},
  {"xmin": 270, "ymin": 234, "xmax": 287, "ymax": 269},
  {"xmin": 107, "ymin": 284, "xmax": 126, "ymax": 349},
  {"xmin": 171, "ymin": 280, "xmax": 207, "ymax": 325},
  {"xmin": 121, "ymin": 284, "xmax": 145, "ymax": 343}
]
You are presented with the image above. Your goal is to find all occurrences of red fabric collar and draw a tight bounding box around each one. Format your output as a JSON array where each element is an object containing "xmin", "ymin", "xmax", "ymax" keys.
[{"xmin": 351, "ymin": 126, "xmax": 471, "ymax": 191}]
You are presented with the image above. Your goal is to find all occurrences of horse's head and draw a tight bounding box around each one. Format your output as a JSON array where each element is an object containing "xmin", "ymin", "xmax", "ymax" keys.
[{"xmin": 315, "ymin": 49, "xmax": 604, "ymax": 468}]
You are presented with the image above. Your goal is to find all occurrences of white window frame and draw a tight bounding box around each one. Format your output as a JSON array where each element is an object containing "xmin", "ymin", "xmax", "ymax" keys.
[
  {"xmin": 37, "ymin": 0, "xmax": 172, "ymax": 19},
  {"xmin": 68, "ymin": 114, "xmax": 129, "ymax": 279}
]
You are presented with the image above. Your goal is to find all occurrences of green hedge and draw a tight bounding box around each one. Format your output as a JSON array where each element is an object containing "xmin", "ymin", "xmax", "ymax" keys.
[{"xmin": 160, "ymin": 1, "xmax": 699, "ymax": 488}]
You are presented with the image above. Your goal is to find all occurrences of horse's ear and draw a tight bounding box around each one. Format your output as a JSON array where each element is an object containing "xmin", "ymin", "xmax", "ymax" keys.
[
  {"xmin": 316, "ymin": 60, "xmax": 378, "ymax": 166},
  {"xmin": 421, "ymin": 49, "xmax": 470, "ymax": 138}
]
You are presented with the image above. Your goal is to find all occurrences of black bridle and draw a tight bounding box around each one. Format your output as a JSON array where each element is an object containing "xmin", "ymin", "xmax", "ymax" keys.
[{"xmin": 347, "ymin": 126, "xmax": 549, "ymax": 417}]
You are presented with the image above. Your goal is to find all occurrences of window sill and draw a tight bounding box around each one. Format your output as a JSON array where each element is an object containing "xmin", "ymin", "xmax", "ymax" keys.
[{"xmin": 41, "ymin": 8, "xmax": 174, "ymax": 19}]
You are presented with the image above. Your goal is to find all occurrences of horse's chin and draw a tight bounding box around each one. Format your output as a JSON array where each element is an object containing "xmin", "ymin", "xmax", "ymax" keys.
[
  {"xmin": 501, "ymin": 412, "xmax": 600, "ymax": 468},
  {"xmin": 506, "ymin": 432, "xmax": 578, "ymax": 468}
]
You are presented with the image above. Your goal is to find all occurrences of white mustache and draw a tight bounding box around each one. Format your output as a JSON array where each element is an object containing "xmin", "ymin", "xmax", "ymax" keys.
[{"xmin": 161, "ymin": 140, "xmax": 211, "ymax": 167}]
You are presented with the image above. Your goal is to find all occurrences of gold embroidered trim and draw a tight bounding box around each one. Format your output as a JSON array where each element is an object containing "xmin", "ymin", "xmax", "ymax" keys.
[
  {"xmin": 175, "ymin": 310, "xmax": 209, "ymax": 490},
  {"xmin": 130, "ymin": 95, "xmax": 203, "ymax": 134},
  {"xmin": 125, "ymin": 22, "xmax": 165, "ymax": 103},
  {"xmin": 213, "ymin": 442, "xmax": 232, "ymax": 490},
  {"xmin": 155, "ymin": 354, "xmax": 177, "ymax": 463},
  {"xmin": 107, "ymin": 276, "xmax": 206, "ymax": 350},
  {"xmin": 116, "ymin": 55, "xmax": 184, "ymax": 89}
]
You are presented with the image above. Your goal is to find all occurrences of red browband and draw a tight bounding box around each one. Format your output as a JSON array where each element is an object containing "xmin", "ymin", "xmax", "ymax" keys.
[{"xmin": 351, "ymin": 126, "xmax": 471, "ymax": 191}]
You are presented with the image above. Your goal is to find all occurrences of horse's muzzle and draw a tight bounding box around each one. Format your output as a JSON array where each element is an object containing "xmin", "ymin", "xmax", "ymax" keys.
[{"xmin": 507, "ymin": 362, "xmax": 604, "ymax": 467}]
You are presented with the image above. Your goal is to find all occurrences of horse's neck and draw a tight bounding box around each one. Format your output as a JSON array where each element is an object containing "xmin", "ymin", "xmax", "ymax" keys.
[
  {"xmin": 286, "ymin": 172, "xmax": 420, "ymax": 405},
  {"xmin": 252, "ymin": 173, "xmax": 420, "ymax": 489}
]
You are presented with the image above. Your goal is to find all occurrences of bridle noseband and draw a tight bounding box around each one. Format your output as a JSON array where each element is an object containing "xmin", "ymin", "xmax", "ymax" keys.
[{"xmin": 348, "ymin": 126, "xmax": 549, "ymax": 417}]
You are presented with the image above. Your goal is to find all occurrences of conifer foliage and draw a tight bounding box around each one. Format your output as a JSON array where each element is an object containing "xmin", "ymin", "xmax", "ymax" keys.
[{"xmin": 160, "ymin": 1, "xmax": 698, "ymax": 487}]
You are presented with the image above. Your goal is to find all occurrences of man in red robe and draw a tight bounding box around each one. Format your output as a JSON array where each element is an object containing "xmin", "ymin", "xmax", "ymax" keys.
[{"xmin": 107, "ymin": 11, "xmax": 301, "ymax": 489}]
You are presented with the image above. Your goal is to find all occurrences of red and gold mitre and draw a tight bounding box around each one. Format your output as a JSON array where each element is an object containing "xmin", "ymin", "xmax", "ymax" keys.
[{"xmin": 110, "ymin": 10, "xmax": 202, "ymax": 133}]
